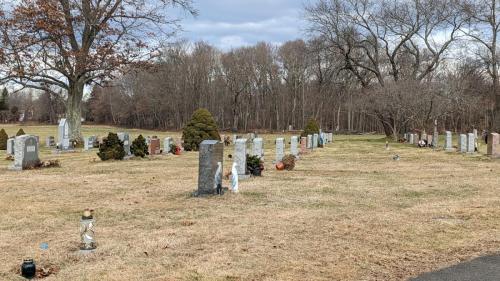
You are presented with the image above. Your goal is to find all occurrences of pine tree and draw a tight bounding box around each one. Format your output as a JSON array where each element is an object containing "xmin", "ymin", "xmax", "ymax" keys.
[
  {"xmin": 0, "ymin": 129, "xmax": 8, "ymax": 150},
  {"xmin": 301, "ymin": 118, "xmax": 320, "ymax": 137},
  {"xmin": 16, "ymin": 128, "xmax": 25, "ymax": 136},
  {"xmin": 182, "ymin": 108, "xmax": 221, "ymax": 151},
  {"xmin": 131, "ymin": 135, "xmax": 149, "ymax": 158},
  {"xmin": 97, "ymin": 132, "xmax": 125, "ymax": 161}
]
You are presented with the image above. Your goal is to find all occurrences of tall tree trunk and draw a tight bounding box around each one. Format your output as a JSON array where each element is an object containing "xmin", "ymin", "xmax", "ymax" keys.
[{"xmin": 66, "ymin": 81, "xmax": 84, "ymax": 142}]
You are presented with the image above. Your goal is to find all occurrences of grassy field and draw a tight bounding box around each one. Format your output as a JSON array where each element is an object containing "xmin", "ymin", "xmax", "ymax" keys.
[{"xmin": 0, "ymin": 124, "xmax": 499, "ymax": 281}]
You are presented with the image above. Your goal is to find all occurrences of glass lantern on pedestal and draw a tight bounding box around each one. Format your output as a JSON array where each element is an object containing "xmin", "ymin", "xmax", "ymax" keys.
[{"xmin": 79, "ymin": 209, "xmax": 96, "ymax": 252}]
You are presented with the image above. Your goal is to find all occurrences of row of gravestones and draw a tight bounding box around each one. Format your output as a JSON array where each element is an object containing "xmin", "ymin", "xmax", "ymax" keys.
[
  {"xmin": 197, "ymin": 132, "xmax": 334, "ymax": 196},
  {"xmin": 403, "ymin": 130, "xmax": 500, "ymax": 157}
]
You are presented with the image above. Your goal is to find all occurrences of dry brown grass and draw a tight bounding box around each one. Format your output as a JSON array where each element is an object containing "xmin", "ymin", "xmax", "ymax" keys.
[{"xmin": 0, "ymin": 124, "xmax": 499, "ymax": 281}]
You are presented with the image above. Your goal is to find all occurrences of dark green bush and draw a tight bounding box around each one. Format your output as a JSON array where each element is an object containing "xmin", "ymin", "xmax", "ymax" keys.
[
  {"xmin": 16, "ymin": 128, "xmax": 25, "ymax": 136},
  {"xmin": 97, "ymin": 132, "xmax": 125, "ymax": 161},
  {"xmin": 0, "ymin": 129, "xmax": 7, "ymax": 150},
  {"xmin": 301, "ymin": 119, "xmax": 320, "ymax": 137},
  {"xmin": 182, "ymin": 108, "xmax": 220, "ymax": 151},
  {"xmin": 131, "ymin": 135, "xmax": 148, "ymax": 158}
]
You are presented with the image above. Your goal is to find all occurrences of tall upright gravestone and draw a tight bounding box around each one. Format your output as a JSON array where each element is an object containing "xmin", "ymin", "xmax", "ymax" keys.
[
  {"xmin": 300, "ymin": 137, "xmax": 307, "ymax": 154},
  {"xmin": 58, "ymin": 118, "xmax": 71, "ymax": 150},
  {"xmin": 6, "ymin": 138, "xmax": 15, "ymax": 155},
  {"xmin": 459, "ymin": 134, "xmax": 467, "ymax": 153},
  {"xmin": 117, "ymin": 133, "xmax": 131, "ymax": 156},
  {"xmin": 149, "ymin": 137, "xmax": 161, "ymax": 155},
  {"xmin": 252, "ymin": 137, "xmax": 264, "ymax": 158},
  {"xmin": 163, "ymin": 137, "xmax": 173, "ymax": 154},
  {"xmin": 276, "ymin": 138, "xmax": 285, "ymax": 163},
  {"xmin": 432, "ymin": 120, "xmax": 439, "ymax": 147},
  {"xmin": 291, "ymin": 136, "xmax": 299, "ymax": 157},
  {"xmin": 487, "ymin": 133, "xmax": 500, "ymax": 158},
  {"xmin": 467, "ymin": 133, "xmax": 475, "ymax": 153},
  {"xmin": 234, "ymin": 139, "xmax": 248, "ymax": 179},
  {"xmin": 307, "ymin": 135, "xmax": 313, "ymax": 149},
  {"xmin": 444, "ymin": 131, "xmax": 453, "ymax": 151},
  {"xmin": 196, "ymin": 140, "xmax": 223, "ymax": 196},
  {"xmin": 9, "ymin": 135, "xmax": 40, "ymax": 170},
  {"xmin": 313, "ymin": 134, "xmax": 319, "ymax": 148}
]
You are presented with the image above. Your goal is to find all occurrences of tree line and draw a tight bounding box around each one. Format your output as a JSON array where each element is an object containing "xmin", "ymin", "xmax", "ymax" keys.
[{"xmin": 0, "ymin": 0, "xmax": 498, "ymax": 139}]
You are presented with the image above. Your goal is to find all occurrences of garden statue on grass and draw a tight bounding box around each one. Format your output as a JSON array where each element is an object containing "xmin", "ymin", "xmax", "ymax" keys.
[
  {"xmin": 215, "ymin": 162, "xmax": 223, "ymax": 195},
  {"xmin": 231, "ymin": 162, "xmax": 239, "ymax": 193}
]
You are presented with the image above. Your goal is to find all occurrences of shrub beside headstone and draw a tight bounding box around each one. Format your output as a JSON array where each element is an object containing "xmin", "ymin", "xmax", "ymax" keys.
[
  {"xmin": 0, "ymin": 129, "xmax": 7, "ymax": 150},
  {"xmin": 182, "ymin": 108, "xmax": 220, "ymax": 151},
  {"xmin": 16, "ymin": 128, "xmax": 25, "ymax": 136},
  {"xmin": 131, "ymin": 135, "xmax": 148, "ymax": 158},
  {"xmin": 97, "ymin": 132, "xmax": 125, "ymax": 161}
]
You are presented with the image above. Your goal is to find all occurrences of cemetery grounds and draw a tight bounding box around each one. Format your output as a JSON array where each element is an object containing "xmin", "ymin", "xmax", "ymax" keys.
[{"xmin": 0, "ymin": 124, "xmax": 499, "ymax": 281}]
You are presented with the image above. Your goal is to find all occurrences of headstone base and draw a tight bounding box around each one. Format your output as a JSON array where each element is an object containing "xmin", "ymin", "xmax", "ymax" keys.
[
  {"xmin": 8, "ymin": 165, "xmax": 23, "ymax": 171},
  {"xmin": 52, "ymin": 149, "xmax": 77, "ymax": 154},
  {"xmin": 238, "ymin": 174, "xmax": 251, "ymax": 180},
  {"xmin": 79, "ymin": 249, "xmax": 96, "ymax": 255},
  {"xmin": 192, "ymin": 187, "xmax": 228, "ymax": 197}
]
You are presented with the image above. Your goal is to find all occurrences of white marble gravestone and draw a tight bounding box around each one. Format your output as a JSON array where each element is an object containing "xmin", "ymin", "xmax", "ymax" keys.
[
  {"xmin": 276, "ymin": 137, "xmax": 285, "ymax": 163},
  {"xmin": 9, "ymin": 135, "xmax": 40, "ymax": 170},
  {"xmin": 459, "ymin": 134, "xmax": 467, "ymax": 153},
  {"xmin": 307, "ymin": 135, "xmax": 313, "ymax": 149},
  {"xmin": 234, "ymin": 139, "xmax": 249, "ymax": 179},
  {"xmin": 444, "ymin": 131, "xmax": 453, "ymax": 151},
  {"xmin": 409, "ymin": 134, "xmax": 414, "ymax": 144},
  {"xmin": 163, "ymin": 137, "xmax": 173, "ymax": 154},
  {"xmin": 467, "ymin": 133, "xmax": 475, "ymax": 153},
  {"xmin": 6, "ymin": 137, "xmax": 15, "ymax": 155},
  {"xmin": 313, "ymin": 134, "xmax": 319, "ymax": 148},
  {"xmin": 291, "ymin": 136, "xmax": 299, "ymax": 157},
  {"xmin": 57, "ymin": 118, "xmax": 71, "ymax": 150},
  {"xmin": 252, "ymin": 137, "xmax": 264, "ymax": 158}
]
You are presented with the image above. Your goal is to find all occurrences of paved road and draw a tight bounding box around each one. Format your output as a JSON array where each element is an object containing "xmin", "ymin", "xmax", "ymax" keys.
[{"xmin": 410, "ymin": 255, "xmax": 500, "ymax": 281}]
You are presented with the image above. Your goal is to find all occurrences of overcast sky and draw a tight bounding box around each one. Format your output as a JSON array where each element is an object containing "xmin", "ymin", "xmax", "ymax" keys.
[{"xmin": 178, "ymin": 0, "xmax": 307, "ymax": 50}]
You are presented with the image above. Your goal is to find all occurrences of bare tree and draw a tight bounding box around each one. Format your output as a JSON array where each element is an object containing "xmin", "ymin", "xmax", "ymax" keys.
[
  {"xmin": 459, "ymin": 0, "xmax": 500, "ymax": 131},
  {"xmin": 0, "ymin": 0, "xmax": 195, "ymax": 141}
]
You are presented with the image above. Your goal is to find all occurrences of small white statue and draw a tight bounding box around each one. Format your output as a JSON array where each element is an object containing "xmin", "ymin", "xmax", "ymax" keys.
[{"xmin": 231, "ymin": 162, "xmax": 239, "ymax": 193}]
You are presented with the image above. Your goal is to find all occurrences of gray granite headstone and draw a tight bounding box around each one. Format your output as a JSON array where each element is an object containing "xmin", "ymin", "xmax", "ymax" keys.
[
  {"xmin": 84, "ymin": 136, "xmax": 97, "ymax": 151},
  {"xmin": 313, "ymin": 134, "xmax": 319, "ymax": 148},
  {"xmin": 459, "ymin": 134, "xmax": 467, "ymax": 153},
  {"xmin": 432, "ymin": 131, "xmax": 439, "ymax": 148},
  {"xmin": 163, "ymin": 137, "xmax": 173, "ymax": 154},
  {"xmin": 57, "ymin": 118, "xmax": 71, "ymax": 150},
  {"xmin": 6, "ymin": 137, "xmax": 15, "ymax": 155},
  {"xmin": 117, "ymin": 132, "xmax": 131, "ymax": 156},
  {"xmin": 276, "ymin": 137, "xmax": 285, "ymax": 162},
  {"xmin": 10, "ymin": 135, "xmax": 40, "ymax": 170},
  {"xmin": 291, "ymin": 136, "xmax": 299, "ymax": 157},
  {"xmin": 487, "ymin": 133, "xmax": 500, "ymax": 158},
  {"xmin": 445, "ymin": 131, "xmax": 453, "ymax": 151},
  {"xmin": 409, "ymin": 134, "xmax": 414, "ymax": 144},
  {"xmin": 196, "ymin": 140, "xmax": 223, "ymax": 196},
  {"xmin": 307, "ymin": 135, "xmax": 313, "ymax": 149},
  {"xmin": 252, "ymin": 137, "xmax": 263, "ymax": 158},
  {"xmin": 46, "ymin": 136, "xmax": 55, "ymax": 148},
  {"xmin": 467, "ymin": 133, "xmax": 475, "ymax": 153},
  {"xmin": 234, "ymin": 139, "xmax": 248, "ymax": 178}
]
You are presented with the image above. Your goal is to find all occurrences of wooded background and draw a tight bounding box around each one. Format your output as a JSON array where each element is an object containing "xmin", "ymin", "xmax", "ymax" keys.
[{"xmin": 0, "ymin": 0, "xmax": 496, "ymax": 137}]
